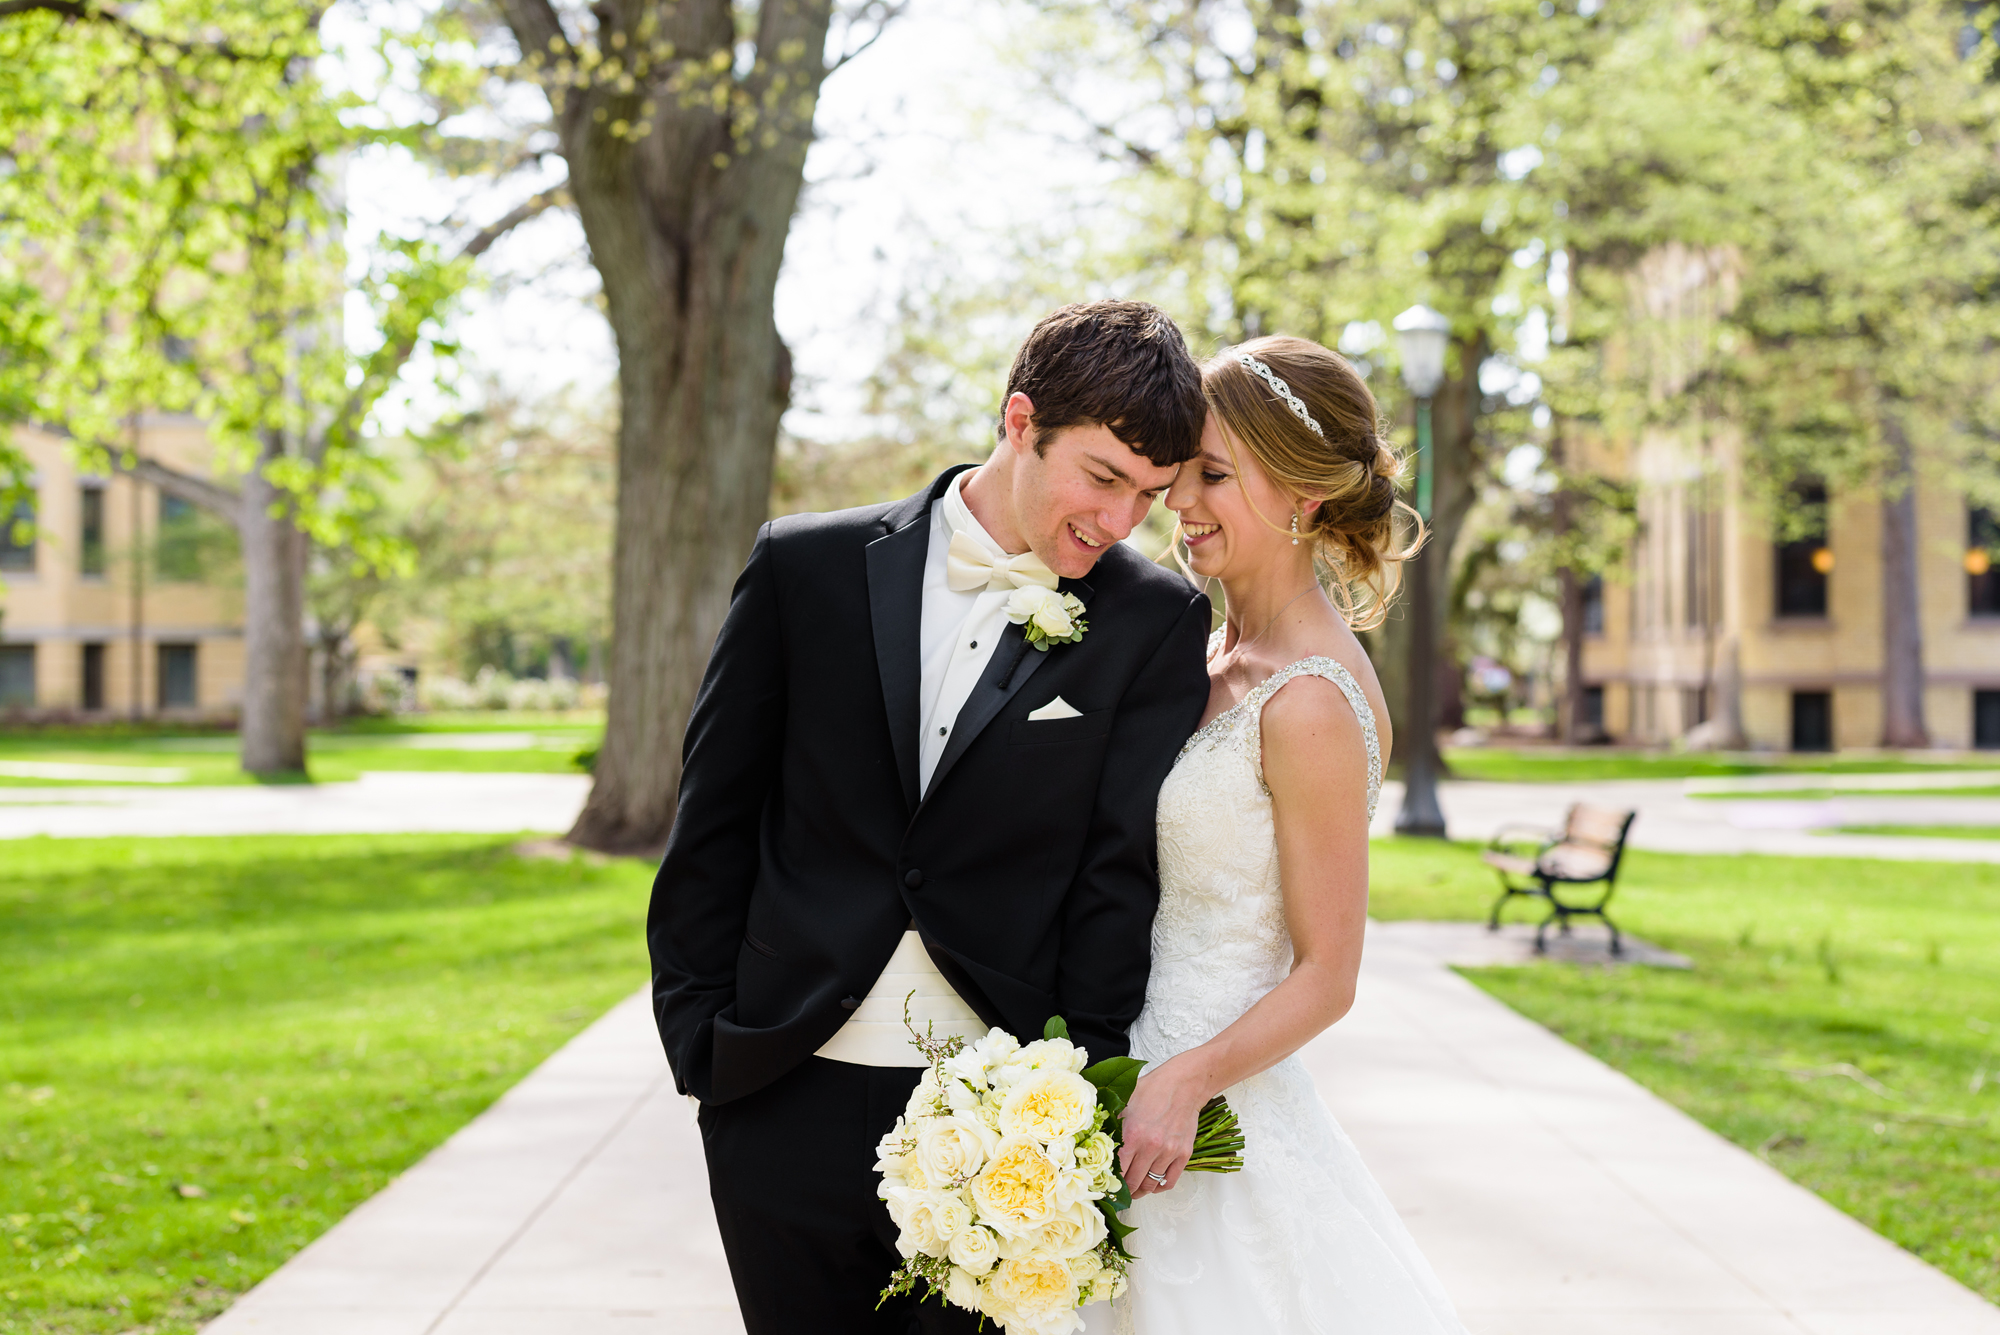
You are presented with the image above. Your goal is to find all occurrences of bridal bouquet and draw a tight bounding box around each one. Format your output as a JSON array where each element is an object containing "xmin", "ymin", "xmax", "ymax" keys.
[{"xmin": 875, "ymin": 1008, "xmax": 1245, "ymax": 1334}]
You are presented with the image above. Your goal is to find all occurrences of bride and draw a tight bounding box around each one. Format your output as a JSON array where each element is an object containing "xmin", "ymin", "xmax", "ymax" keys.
[{"xmin": 1085, "ymin": 336, "xmax": 1468, "ymax": 1334}]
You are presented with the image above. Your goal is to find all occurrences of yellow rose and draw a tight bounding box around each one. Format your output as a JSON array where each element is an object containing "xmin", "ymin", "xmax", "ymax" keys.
[
  {"xmin": 980, "ymin": 1253, "xmax": 1082, "ymax": 1329},
  {"xmin": 969, "ymin": 1134, "xmax": 1060, "ymax": 1238},
  {"xmin": 916, "ymin": 1115, "xmax": 996, "ymax": 1185},
  {"xmin": 1000, "ymin": 1068, "xmax": 1099, "ymax": 1142},
  {"xmin": 947, "ymin": 1222, "xmax": 1002, "ymax": 1276}
]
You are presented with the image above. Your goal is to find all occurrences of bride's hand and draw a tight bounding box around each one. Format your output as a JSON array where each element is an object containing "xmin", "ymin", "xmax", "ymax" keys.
[{"xmin": 1118, "ymin": 1054, "xmax": 1214, "ymax": 1198}]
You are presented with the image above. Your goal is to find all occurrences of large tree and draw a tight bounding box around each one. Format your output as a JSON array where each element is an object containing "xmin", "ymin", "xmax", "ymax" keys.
[
  {"xmin": 412, "ymin": 0, "xmax": 894, "ymax": 851},
  {"xmin": 0, "ymin": 0, "xmax": 546, "ymax": 769}
]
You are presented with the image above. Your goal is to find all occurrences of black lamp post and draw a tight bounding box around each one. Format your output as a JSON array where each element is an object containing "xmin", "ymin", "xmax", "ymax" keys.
[{"xmin": 1393, "ymin": 304, "xmax": 1451, "ymax": 838}]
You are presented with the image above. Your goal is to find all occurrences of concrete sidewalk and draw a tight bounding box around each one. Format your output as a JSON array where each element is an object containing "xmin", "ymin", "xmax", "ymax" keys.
[
  {"xmin": 1372, "ymin": 778, "xmax": 2000, "ymax": 863},
  {"xmin": 0, "ymin": 772, "xmax": 590, "ymax": 839},
  {"xmin": 200, "ymin": 923, "xmax": 2000, "ymax": 1335}
]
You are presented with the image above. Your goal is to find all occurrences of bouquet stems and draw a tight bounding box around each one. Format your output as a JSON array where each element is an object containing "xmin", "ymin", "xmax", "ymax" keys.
[{"xmin": 1185, "ymin": 1094, "xmax": 1245, "ymax": 1173}]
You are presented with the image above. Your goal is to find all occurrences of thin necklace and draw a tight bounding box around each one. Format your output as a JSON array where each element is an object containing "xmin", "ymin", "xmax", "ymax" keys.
[{"xmin": 1230, "ymin": 583, "xmax": 1321, "ymax": 656}]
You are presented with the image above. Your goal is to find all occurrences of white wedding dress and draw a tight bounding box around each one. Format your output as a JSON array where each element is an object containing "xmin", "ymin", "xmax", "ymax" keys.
[{"xmin": 1084, "ymin": 649, "xmax": 1468, "ymax": 1335}]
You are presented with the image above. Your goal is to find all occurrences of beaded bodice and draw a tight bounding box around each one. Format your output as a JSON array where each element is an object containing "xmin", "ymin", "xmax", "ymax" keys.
[{"xmin": 1127, "ymin": 643, "xmax": 1380, "ymax": 1064}]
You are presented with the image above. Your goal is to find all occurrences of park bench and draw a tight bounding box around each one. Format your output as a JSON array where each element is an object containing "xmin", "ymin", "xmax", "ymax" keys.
[{"xmin": 1482, "ymin": 804, "xmax": 1639, "ymax": 955}]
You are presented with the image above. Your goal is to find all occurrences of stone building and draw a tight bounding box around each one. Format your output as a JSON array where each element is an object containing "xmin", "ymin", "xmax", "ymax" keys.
[
  {"xmin": 0, "ymin": 418, "xmax": 244, "ymax": 718},
  {"xmin": 1574, "ymin": 251, "xmax": 2000, "ymax": 752}
]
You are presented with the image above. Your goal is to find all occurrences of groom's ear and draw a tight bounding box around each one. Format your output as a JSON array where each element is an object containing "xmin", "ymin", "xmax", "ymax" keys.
[{"xmin": 1001, "ymin": 392, "xmax": 1039, "ymax": 455}]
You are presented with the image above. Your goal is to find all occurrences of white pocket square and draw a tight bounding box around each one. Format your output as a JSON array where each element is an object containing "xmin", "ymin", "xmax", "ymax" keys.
[{"xmin": 1027, "ymin": 696, "xmax": 1083, "ymax": 721}]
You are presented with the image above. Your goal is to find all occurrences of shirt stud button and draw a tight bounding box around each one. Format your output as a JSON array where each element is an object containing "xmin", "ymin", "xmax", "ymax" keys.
[
  {"xmin": 904, "ymin": 869, "xmax": 924, "ymax": 889},
  {"xmin": 970, "ymin": 640, "xmax": 978, "ymax": 649},
  {"xmin": 938, "ymin": 726, "xmax": 947, "ymax": 736}
]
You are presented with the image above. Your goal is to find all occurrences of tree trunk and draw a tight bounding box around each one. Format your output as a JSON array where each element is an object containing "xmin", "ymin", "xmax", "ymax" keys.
[
  {"xmin": 1878, "ymin": 415, "xmax": 1928, "ymax": 748},
  {"xmin": 239, "ymin": 441, "xmax": 309, "ymax": 773},
  {"xmin": 493, "ymin": 0, "xmax": 836, "ymax": 853},
  {"xmin": 1558, "ymin": 564, "xmax": 1584, "ymax": 743}
]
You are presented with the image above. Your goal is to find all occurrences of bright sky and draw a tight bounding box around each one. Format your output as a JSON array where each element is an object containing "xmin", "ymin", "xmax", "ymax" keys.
[{"xmin": 339, "ymin": 0, "xmax": 1112, "ymax": 442}]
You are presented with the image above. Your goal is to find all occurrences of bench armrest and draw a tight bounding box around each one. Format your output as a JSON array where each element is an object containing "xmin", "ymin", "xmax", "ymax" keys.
[{"xmin": 1486, "ymin": 823, "xmax": 1561, "ymax": 852}]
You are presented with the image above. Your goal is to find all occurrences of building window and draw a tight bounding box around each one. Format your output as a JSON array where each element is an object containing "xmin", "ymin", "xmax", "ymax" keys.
[
  {"xmin": 81, "ymin": 643, "xmax": 106, "ymax": 712},
  {"xmin": 157, "ymin": 642, "xmax": 198, "ymax": 709},
  {"xmin": 1971, "ymin": 507, "xmax": 2000, "ymax": 618},
  {"xmin": 1976, "ymin": 691, "xmax": 2000, "ymax": 750},
  {"xmin": 0, "ymin": 495, "xmax": 33, "ymax": 573},
  {"xmin": 1791, "ymin": 690, "xmax": 1834, "ymax": 752},
  {"xmin": 1775, "ymin": 482, "xmax": 1830, "ymax": 618},
  {"xmin": 1581, "ymin": 573, "xmax": 1604, "ymax": 636},
  {"xmin": 1580, "ymin": 685, "xmax": 1605, "ymax": 734},
  {"xmin": 79, "ymin": 486, "xmax": 106, "ymax": 577},
  {"xmin": 0, "ymin": 644, "xmax": 33, "ymax": 707},
  {"xmin": 1682, "ymin": 687, "xmax": 1709, "ymax": 730},
  {"xmin": 157, "ymin": 494, "xmax": 201, "ymax": 582}
]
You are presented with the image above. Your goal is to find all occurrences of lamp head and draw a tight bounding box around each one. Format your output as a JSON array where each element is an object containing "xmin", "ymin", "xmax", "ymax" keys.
[{"xmin": 1393, "ymin": 304, "xmax": 1452, "ymax": 398}]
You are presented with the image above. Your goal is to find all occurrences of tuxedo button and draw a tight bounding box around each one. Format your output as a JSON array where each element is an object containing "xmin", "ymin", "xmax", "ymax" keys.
[
  {"xmin": 903, "ymin": 869, "xmax": 924, "ymax": 889},
  {"xmin": 840, "ymin": 995, "xmax": 862, "ymax": 1011}
]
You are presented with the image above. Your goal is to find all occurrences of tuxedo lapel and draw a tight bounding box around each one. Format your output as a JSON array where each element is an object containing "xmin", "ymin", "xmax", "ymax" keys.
[
  {"xmin": 922, "ymin": 572, "xmax": 1096, "ymax": 803},
  {"xmin": 865, "ymin": 467, "xmax": 974, "ymax": 812}
]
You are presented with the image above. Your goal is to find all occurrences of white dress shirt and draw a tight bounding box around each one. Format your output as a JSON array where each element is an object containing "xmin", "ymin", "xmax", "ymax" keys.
[
  {"xmin": 916, "ymin": 470, "xmax": 1021, "ymax": 795},
  {"xmin": 815, "ymin": 470, "xmax": 1008, "ymax": 1066}
]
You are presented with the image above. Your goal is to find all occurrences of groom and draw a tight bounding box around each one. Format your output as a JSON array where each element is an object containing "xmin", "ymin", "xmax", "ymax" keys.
[{"xmin": 649, "ymin": 300, "xmax": 1211, "ymax": 1333}]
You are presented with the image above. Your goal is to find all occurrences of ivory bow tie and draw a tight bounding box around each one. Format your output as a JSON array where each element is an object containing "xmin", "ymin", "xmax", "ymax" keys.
[{"xmin": 945, "ymin": 529, "xmax": 1059, "ymax": 593}]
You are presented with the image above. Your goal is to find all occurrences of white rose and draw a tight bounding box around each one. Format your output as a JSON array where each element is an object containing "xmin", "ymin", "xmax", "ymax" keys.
[
  {"xmin": 1047, "ymin": 1163, "xmax": 1102, "ymax": 1211},
  {"xmin": 1016, "ymin": 1037, "xmax": 1090, "ymax": 1074},
  {"xmin": 874, "ymin": 1117, "xmax": 914, "ymax": 1176},
  {"xmin": 1000, "ymin": 1068, "xmax": 1100, "ymax": 1142},
  {"xmin": 1031, "ymin": 603, "xmax": 1074, "ymax": 639},
  {"xmin": 894, "ymin": 1188, "xmax": 967, "ymax": 1259},
  {"xmin": 969, "ymin": 1098, "xmax": 1004, "ymax": 1133},
  {"xmin": 1075, "ymin": 1131, "xmax": 1116, "ymax": 1179},
  {"xmin": 904, "ymin": 1068, "xmax": 948, "ymax": 1121},
  {"xmin": 1004, "ymin": 585, "xmax": 1063, "ymax": 626},
  {"xmin": 1067, "ymin": 1249, "xmax": 1105, "ymax": 1290},
  {"xmin": 947, "ymin": 1222, "xmax": 1002, "ymax": 1276},
  {"xmin": 943, "ymin": 1076, "xmax": 981, "ymax": 1113},
  {"xmin": 916, "ymin": 1115, "xmax": 997, "ymax": 1184},
  {"xmin": 945, "ymin": 1264, "xmax": 985, "ymax": 1313},
  {"xmin": 1040, "ymin": 1202, "xmax": 1109, "ymax": 1258}
]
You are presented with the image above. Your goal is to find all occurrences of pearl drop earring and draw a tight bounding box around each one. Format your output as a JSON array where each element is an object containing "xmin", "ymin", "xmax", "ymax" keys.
[{"xmin": 1290, "ymin": 512, "xmax": 1300, "ymax": 546}]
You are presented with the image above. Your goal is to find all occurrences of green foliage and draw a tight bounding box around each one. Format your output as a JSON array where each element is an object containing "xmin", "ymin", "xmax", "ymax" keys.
[
  {"xmin": 0, "ymin": 833, "xmax": 652, "ymax": 1333},
  {"xmin": 0, "ymin": 0, "xmax": 495, "ymax": 564},
  {"xmin": 1441, "ymin": 746, "xmax": 2000, "ymax": 783},
  {"xmin": 1369, "ymin": 838, "xmax": 2000, "ymax": 1301}
]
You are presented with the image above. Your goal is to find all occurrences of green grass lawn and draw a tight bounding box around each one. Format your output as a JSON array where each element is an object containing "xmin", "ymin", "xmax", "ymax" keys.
[
  {"xmin": 0, "ymin": 834, "xmax": 653, "ymax": 1334},
  {"xmin": 1826, "ymin": 826, "xmax": 2000, "ymax": 840},
  {"xmin": 1368, "ymin": 838, "xmax": 2000, "ymax": 1302},
  {"xmin": 0, "ymin": 719, "xmax": 601, "ymax": 787},
  {"xmin": 1444, "ymin": 747, "xmax": 2000, "ymax": 784},
  {"xmin": 1691, "ymin": 786, "xmax": 2000, "ymax": 801}
]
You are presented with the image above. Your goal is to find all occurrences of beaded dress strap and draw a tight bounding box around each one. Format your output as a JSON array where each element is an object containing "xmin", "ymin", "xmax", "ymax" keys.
[{"xmin": 1243, "ymin": 657, "xmax": 1383, "ymax": 819}]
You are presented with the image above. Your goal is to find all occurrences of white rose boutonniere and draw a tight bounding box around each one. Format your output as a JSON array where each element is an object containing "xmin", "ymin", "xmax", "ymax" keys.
[{"xmin": 1005, "ymin": 586, "xmax": 1088, "ymax": 652}]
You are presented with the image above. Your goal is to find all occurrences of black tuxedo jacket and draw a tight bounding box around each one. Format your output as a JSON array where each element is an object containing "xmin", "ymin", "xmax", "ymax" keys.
[{"xmin": 648, "ymin": 466, "xmax": 1212, "ymax": 1104}]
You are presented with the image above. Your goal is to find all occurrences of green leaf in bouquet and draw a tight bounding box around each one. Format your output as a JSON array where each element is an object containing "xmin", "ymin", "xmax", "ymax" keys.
[
  {"xmin": 1043, "ymin": 1014, "xmax": 1070, "ymax": 1041},
  {"xmin": 1097, "ymin": 1196, "xmax": 1139, "ymax": 1259},
  {"xmin": 1081, "ymin": 1054, "xmax": 1144, "ymax": 1106}
]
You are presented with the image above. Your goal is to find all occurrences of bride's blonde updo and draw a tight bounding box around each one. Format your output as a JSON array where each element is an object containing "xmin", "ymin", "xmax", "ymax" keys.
[{"xmin": 1198, "ymin": 334, "xmax": 1422, "ymax": 630}]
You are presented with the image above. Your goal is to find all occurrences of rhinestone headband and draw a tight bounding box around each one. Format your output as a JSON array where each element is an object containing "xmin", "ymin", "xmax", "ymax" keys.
[{"xmin": 1234, "ymin": 352, "xmax": 1324, "ymax": 437}]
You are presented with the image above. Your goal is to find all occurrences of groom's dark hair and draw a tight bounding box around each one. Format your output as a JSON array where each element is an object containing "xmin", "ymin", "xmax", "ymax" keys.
[{"xmin": 1001, "ymin": 301, "xmax": 1205, "ymax": 465}]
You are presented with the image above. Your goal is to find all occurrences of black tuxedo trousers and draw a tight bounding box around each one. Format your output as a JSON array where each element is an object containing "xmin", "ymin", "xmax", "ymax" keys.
[{"xmin": 650, "ymin": 468, "xmax": 1210, "ymax": 1332}]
